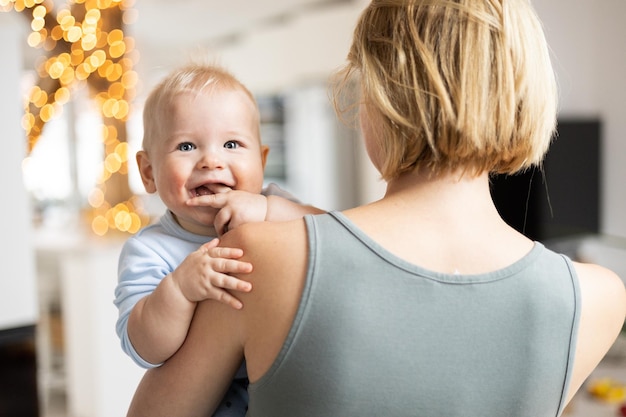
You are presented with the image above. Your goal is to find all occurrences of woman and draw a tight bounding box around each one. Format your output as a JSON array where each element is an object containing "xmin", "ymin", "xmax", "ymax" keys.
[{"xmin": 127, "ymin": 0, "xmax": 626, "ymax": 416}]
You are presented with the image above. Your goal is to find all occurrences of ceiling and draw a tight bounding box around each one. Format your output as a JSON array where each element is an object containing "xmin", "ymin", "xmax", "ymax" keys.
[
  {"xmin": 132, "ymin": 0, "xmax": 345, "ymax": 47},
  {"xmin": 129, "ymin": 0, "xmax": 356, "ymax": 80}
]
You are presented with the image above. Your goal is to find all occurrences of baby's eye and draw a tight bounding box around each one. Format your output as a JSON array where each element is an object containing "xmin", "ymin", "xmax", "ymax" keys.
[
  {"xmin": 224, "ymin": 140, "xmax": 239, "ymax": 150},
  {"xmin": 177, "ymin": 142, "xmax": 195, "ymax": 152}
]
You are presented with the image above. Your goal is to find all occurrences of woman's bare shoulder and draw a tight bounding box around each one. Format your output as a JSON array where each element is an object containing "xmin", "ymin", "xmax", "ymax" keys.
[
  {"xmin": 567, "ymin": 261, "xmax": 626, "ymax": 403},
  {"xmin": 221, "ymin": 219, "xmax": 308, "ymax": 260},
  {"xmin": 220, "ymin": 219, "xmax": 310, "ymax": 381},
  {"xmin": 219, "ymin": 218, "xmax": 310, "ymax": 303},
  {"xmin": 573, "ymin": 261, "xmax": 625, "ymax": 345},
  {"xmin": 574, "ymin": 261, "xmax": 626, "ymax": 308}
]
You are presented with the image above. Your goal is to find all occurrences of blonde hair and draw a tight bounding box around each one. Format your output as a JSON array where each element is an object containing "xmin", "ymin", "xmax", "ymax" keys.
[
  {"xmin": 142, "ymin": 63, "xmax": 259, "ymax": 151},
  {"xmin": 333, "ymin": 0, "xmax": 558, "ymax": 179}
]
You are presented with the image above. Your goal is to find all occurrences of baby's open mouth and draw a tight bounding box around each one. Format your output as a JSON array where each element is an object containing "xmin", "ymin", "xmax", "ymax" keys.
[
  {"xmin": 192, "ymin": 183, "xmax": 230, "ymax": 197},
  {"xmin": 194, "ymin": 185, "xmax": 214, "ymax": 196}
]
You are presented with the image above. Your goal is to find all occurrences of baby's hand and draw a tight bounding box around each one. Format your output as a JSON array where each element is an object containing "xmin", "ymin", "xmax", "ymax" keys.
[
  {"xmin": 171, "ymin": 239, "xmax": 253, "ymax": 309},
  {"xmin": 187, "ymin": 190, "xmax": 268, "ymax": 236}
]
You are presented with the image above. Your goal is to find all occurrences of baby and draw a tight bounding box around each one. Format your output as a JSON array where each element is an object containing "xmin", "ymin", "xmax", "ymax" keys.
[{"xmin": 114, "ymin": 63, "xmax": 323, "ymax": 416}]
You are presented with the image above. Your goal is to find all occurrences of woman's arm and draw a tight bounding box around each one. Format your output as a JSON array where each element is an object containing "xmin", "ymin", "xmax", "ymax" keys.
[
  {"xmin": 127, "ymin": 296, "xmax": 245, "ymax": 417},
  {"xmin": 126, "ymin": 219, "xmax": 309, "ymax": 417},
  {"xmin": 567, "ymin": 262, "xmax": 626, "ymax": 403}
]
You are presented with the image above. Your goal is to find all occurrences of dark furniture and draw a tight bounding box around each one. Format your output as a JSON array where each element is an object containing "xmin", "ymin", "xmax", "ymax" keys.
[
  {"xmin": 491, "ymin": 119, "xmax": 601, "ymax": 242},
  {"xmin": 0, "ymin": 325, "xmax": 39, "ymax": 417}
]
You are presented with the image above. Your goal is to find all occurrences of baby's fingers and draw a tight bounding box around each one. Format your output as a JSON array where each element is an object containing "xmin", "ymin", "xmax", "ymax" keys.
[
  {"xmin": 213, "ymin": 273, "xmax": 253, "ymax": 293},
  {"xmin": 211, "ymin": 288, "xmax": 246, "ymax": 310},
  {"xmin": 207, "ymin": 245, "xmax": 245, "ymax": 260},
  {"xmin": 213, "ymin": 209, "xmax": 231, "ymax": 237},
  {"xmin": 212, "ymin": 257, "xmax": 254, "ymax": 278},
  {"xmin": 187, "ymin": 193, "xmax": 228, "ymax": 208},
  {"xmin": 199, "ymin": 238, "xmax": 220, "ymax": 252}
]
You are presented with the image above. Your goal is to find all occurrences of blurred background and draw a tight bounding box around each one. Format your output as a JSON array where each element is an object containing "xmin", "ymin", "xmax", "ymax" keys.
[{"xmin": 0, "ymin": 1, "xmax": 625, "ymax": 416}]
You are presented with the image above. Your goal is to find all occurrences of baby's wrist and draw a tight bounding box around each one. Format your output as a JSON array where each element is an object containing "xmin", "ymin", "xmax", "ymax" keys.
[{"xmin": 167, "ymin": 271, "xmax": 193, "ymax": 304}]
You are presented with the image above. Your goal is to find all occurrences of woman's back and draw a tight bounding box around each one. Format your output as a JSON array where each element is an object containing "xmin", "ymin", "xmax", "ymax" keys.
[
  {"xmin": 238, "ymin": 172, "xmax": 624, "ymax": 415},
  {"xmin": 247, "ymin": 211, "xmax": 580, "ymax": 417}
]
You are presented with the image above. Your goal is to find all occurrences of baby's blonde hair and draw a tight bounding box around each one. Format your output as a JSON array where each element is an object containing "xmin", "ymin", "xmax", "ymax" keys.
[
  {"xmin": 333, "ymin": 0, "xmax": 558, "ymax": 179},
  {"xmin": 142, "ymin": 63, "xmax": 259, "ymax": 151}
]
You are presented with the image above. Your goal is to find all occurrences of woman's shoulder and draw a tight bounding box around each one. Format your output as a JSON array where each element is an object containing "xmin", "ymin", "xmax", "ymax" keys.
[
  {"xmin": 574, "ymin": 261, "xmax": 626, "ymax": 312},
  {"xmin": 574, "ymin": 261, "xmax": 626, "ymax": 338},
  {"xmin": 222, "ymin": 218, "xmax": 308, "ymax": 254},
  {"xmin": 220, "ymin": 219, "xmax": 311, "ymax": 381},
  {"xmin": 567, "ymin": 261, "xmax": 626, "ymax": 402},
  {"xmin": 220, "ymin": 218, "xmax": 310, "ymax": 288}
]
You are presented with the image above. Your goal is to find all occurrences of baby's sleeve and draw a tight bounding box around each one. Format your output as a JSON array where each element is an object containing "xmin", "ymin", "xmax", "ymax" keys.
[{"xmin": 114, "ymin": 237, "xmax": 168, "ymax": 368}]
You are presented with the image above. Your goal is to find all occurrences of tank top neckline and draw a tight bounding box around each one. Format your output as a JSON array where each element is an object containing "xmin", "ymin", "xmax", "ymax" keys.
[{"xmin": 326, "ymin": 210, "xmax": 544, "ymax": 284}]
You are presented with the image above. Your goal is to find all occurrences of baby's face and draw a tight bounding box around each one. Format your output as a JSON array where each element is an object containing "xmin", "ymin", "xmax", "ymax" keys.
[{"xmin": 147, "ymin": 87, "xmax": 267, "ymax": 235}]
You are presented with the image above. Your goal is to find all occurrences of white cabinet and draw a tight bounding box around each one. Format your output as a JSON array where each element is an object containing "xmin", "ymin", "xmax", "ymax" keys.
[
  {"xmin": 283, "ymin": 84, "xmax": 361, "ymax": 211},
  {"xmin": 36, "ymin": 231, "xmax": 144, "ymax": 417},
  {"xmin": 283, "ymin": 84, "xmax": 385, "ymax": 210}
]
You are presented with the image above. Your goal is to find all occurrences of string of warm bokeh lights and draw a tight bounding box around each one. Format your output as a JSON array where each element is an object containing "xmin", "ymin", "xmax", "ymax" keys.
[{"xmin": 1, "ymin": 0, "xmax": 149, "ymax": 236}]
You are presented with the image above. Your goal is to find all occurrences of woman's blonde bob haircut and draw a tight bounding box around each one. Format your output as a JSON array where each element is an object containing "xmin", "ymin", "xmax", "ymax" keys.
[
  {"xmin": 333, "ymin": 0, "xmax": 558, "ymax": 180},
  {"xmin": 142, "ymin": 63, "xmax": 259, "ymax": 151}
]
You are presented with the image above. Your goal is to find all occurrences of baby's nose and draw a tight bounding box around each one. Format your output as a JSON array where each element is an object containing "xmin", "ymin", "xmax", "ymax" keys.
[{"xmin": 197, "ymin": 152, "xmax": 224, "ymax": 170}]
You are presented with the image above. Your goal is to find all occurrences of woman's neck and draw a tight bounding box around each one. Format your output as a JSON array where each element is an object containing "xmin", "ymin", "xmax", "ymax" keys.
[
  {"xmin": 349, "ymin": 168, "xmax": 533, "ymax": 275},
  {"xmin": 384, "ymin": 168, "xmax": 495, "ymax": 212}
]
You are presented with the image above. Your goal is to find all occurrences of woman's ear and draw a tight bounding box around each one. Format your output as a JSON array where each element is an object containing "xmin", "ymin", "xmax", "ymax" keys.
[{"xmin": 136, "ymin": 150, "xmax": 157, "ymax": 193}]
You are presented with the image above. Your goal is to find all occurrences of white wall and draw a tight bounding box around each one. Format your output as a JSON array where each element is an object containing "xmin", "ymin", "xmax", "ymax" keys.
[
  {"xmin": 534, "ymin": 0, "xmax": 626, "ymax": 239},
  {"xmin": 0, "ymin": 13, "xmax": 38, "ymax": 330},
  {"xmin": 213, "ymin": 1, "xmax": 367, "ymax": 95}
]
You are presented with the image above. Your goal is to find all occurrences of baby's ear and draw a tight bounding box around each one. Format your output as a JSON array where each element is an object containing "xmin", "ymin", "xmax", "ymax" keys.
[
  {"xmin": 136, "ymin": 150, "xmax": 157, "ymax": 193},
  {"xmin": 260, "ymin": 145, "xmax": 270, "ymax": 170}
]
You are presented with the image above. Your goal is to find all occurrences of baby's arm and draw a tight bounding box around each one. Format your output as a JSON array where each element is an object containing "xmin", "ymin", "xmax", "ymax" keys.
[
  {"xmin": 188, "ymin": 190, "xmax": 324, "ymax": 235},
  {"xmin": 265, "ymin": 194, "xmax": 325, "ymax": 221},
  {"xmin": 127, "ymin": 239, "xmax": 252, "ymax": 365}
]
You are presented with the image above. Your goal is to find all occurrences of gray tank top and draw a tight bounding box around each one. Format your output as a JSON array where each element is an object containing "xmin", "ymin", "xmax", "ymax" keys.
[{"xmin": 248, "ymin": 212, "xmax": 580, "ymax": 417}]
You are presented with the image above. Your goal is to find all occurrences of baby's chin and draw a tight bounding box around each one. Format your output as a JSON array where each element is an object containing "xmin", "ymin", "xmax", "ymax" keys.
[{"xmin": 174, "ymin": 210, "xmax": 219, "ymax": 236}]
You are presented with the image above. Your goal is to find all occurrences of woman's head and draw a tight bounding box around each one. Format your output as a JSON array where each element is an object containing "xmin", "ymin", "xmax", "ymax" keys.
[{"xmin": 334, "ymin": 0, "xmax": 558, "ymax": 180}]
